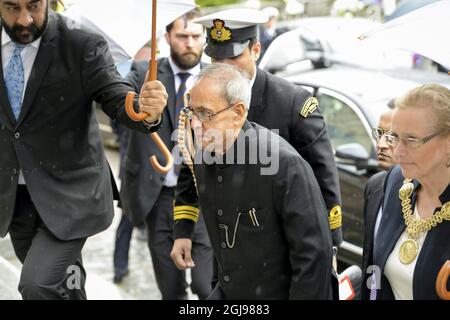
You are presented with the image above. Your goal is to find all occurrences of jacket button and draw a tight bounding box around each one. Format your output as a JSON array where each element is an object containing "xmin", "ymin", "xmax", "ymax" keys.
[
  {"xmin": 217, "ymin": 175, "xmax": 223, "ymax": 183},
  {"xmin": 224, "ymin": 275, "xmax": 230, "ymax": 282},
  {"xmin": 14, "ymin": 132, "xmax": 20, "ymax": 139},
  {"xmin": 221, "ymin": 242, "xmax": 227, "ymax": 249},
  {"xmin": 217, "ymin": 209, "xmax": 223, "ymax": 216}
]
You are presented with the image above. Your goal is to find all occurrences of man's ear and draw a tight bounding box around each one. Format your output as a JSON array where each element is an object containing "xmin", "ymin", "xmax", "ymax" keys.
[
  {"xmin": 233, "ymin": 103, "xmax": 246, "ymax": 123},
  {"xmin": 250, "ymin": 42, "xmax": 261, "ymax": 61}
]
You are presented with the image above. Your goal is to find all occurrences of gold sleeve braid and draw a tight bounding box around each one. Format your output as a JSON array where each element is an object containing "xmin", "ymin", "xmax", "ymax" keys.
[
  {"xmin": 174, "ymin": 111, "xmax": 199, "ymax": 223},
  {"xmin": 329, "ymin": 205, "xmax": 342, "ymax": 230},
  {"xmin": 174, "ymin": 205, "xmax": 200, "ymax": 222}
]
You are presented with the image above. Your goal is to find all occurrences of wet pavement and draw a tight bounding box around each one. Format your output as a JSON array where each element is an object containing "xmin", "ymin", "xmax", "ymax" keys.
[{"xmin": 0, "ymin": 148, "xmax": 195, "ymax": 300}]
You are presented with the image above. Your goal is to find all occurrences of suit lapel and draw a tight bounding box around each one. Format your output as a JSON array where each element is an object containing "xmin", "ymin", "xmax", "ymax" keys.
[
  {"xmin": 0, "ymin": 28, "xmax": 17, "ymax": 129},
  {"xmin": 158, "ymin": 59, "xmax": 176, "ymax": 130},
  {"xmin": 16, "ymin": 13, "xmax": 57, "ymax": 128},
  {"xmin": 375, "ymin": 180, "xmax": 419, "ymax": 272}
]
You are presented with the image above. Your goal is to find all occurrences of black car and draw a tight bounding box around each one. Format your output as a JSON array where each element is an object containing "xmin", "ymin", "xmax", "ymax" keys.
[
  {"xmin": 282, "ymin": 66, "xmax": 450, "ymax": 268},
  {"xmin": 259, "ymin": 17, "xmax": 415, "ymax": 74}
]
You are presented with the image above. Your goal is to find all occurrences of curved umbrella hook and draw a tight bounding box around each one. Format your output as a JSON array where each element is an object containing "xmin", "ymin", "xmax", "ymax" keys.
[
  {"xmin": 125, "ymin": 0, "xmax": 173, "ymax": 174},
  {"xmin": 436, "ymin": 260, "xmax": 450, "ymax": 300}
]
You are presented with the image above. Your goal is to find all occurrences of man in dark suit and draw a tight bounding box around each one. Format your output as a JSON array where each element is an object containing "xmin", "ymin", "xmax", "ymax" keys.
[
  {"xmin": 119, "ymin": 10, "xmax": 213, "ymax": 300},
  {"xmin": 361, "ymin": 100, "xmax": 396, "ymax": 300},
  {"xmin": 171, "ymin": 63, "xmax": 334, "ymax": 299},
  {"xmin": 0, "ymin": 1, "xmax": 167, "ymax": 299},
  {"xmin": 171, "ymin": 10, "xmax": 342, "ymax": 290}
]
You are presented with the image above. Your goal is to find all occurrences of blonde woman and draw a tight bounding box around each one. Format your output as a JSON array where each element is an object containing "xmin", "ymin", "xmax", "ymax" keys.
[{"xmin": 372, "ymin": 84, "xmax": 450, "ymax": 300}]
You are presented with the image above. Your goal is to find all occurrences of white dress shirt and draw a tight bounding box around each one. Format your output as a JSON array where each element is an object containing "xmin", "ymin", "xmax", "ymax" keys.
[
  {"xmin": 163, "ymin": 58, "xmax": 201, "ymax": 187},
  {"xmin": 168, "ymin": 57, "xmax": 200, "ymax": 96},
  {"xmin": 373, "ymin": 205, "xmax": 383, "ymax": 240},
  {"xmin": 2, "ymin": 30, "xmax": 41, "ymax": 184}
]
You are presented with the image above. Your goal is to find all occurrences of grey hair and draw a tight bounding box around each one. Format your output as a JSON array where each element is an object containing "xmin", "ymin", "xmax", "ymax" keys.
[{"xmin": 193, "ymin": 63, "xmax": 251, "ymax": 110}]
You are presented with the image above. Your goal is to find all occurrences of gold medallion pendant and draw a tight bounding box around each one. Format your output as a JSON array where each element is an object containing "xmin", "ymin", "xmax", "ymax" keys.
[
  {"xmin": 399, "ymin": 239, "xmax": 419, "ymax": 264},
  {"xmin": 398, "ymin": 179, "xmax": 450, "ymax": 265}
]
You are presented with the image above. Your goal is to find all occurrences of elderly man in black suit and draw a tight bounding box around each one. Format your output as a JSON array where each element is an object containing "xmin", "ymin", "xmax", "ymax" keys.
[
  {"xmin": 361, "ymin": 100, "xmax": 396, "ymax": 300},
  {"xmin": 171, "ymin": 10, "xmax": 342, "ymax": 299},
  {"xmin": 0, "ymin": 0, "xmax": 167, "ymax": 299},
  {"xmin": 171, "ymin": 63, "xmax": 334, "ymax": 299},
  {"xmin": 172, "ymin": 8, "xmax": 342, "ymax": 247}
]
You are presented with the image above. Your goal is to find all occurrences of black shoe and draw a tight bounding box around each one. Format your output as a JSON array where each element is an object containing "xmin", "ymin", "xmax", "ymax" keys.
[{"xmin": 113, "ymin": 270, "xmax": 129, "ymax": 284}]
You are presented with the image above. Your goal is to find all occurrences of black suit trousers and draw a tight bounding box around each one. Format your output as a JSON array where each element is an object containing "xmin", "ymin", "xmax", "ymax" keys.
[
  {"xmin": 145, "ymin": 187, "xmax": 213, "ymax": 300},
  {"xmin": 8, "ymin": 186, "xmax": 87, "ymax": 300}
]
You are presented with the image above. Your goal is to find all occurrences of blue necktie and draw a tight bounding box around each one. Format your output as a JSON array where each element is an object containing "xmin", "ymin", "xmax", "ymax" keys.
[
  {"xmin": 175, "ymin": 72, "xmax": 190, "ymax": 126},
  {"xmin": 5, "ymin": 44, "xmax": 26, "ymax": 120},
  {"xmin": 173, "ymin": 72, "xmax": 190, "ymax": 176}
]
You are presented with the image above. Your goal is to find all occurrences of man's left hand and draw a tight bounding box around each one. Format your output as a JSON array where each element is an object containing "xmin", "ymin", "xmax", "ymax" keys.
[{"xmin": 139, "ymin": 78, "xmax": 168, "ymax": 123}]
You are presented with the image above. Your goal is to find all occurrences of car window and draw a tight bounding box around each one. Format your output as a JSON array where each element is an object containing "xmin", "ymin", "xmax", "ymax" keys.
[
  {"xmin": 317, "ymin": 91, "xmax": 372, "ymax": 155},
  {"xmin": 298, "ymin": 28, "xmax": 322, "ymax": 52},
  {"xmin": 259, "ymin": 30, "xmax": 308, "ymax": 72}
]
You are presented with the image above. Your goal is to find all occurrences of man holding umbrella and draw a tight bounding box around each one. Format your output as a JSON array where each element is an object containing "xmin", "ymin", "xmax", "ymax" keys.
[{"xmin": 0, "ymin": 0, "xmax": 167, "ymax": 299}]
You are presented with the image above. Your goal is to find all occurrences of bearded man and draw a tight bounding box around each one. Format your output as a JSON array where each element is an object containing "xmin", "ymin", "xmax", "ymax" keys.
[{"xmin": 119, "ymin": 9, "xmax": 214, "ymax": 300}]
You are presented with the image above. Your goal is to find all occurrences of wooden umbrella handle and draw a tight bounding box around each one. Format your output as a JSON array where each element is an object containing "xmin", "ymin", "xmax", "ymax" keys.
[
  {"xmin": 124, "ymin": 89, "xmax": 173, "ymax": 174},
  {"xmin": 149, "ymin": 132, "xmax": 174, "ymax": 173},
  {"xmin": 123, "ymin": 0, "xmax": 172, "ymax": 174},
  {"xmin": 125, "ymin": 91, "xmax": 148, "ymax": 121},
  {"xmin": 124, "ymin": 59, "xmax": 158, "ymax": 121},
  {"xmin": 436, "ymin": 260, "xmax": 450, "ymax": 300}
]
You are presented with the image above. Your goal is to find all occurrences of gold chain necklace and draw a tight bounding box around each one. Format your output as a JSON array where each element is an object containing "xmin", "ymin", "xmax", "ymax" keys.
[{"xmin": 398, "ymin": 179, "xmax": 450, "ymax": 264}]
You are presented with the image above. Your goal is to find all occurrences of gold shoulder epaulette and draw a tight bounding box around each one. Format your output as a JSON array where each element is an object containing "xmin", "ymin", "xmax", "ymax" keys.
[{"xmin": 300, "ymin": 97, "xmax": 319, "ymax": 118}]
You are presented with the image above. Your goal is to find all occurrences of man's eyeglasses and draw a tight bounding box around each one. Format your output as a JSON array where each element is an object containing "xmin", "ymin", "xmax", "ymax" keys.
[
  {"xmin": 181, "ymin": 104, "xmax": 236, "ymax": 122},
  {"xmin": 371, "ymin": 127, "xmax": 390, "ymax": 142},
  {"xmin": 181, "ymin": 92, "xmax": 238, "ymax": 122},
  {"xmin": 384, "ymin": 131, "xmax": 441, "ymax": 149}
]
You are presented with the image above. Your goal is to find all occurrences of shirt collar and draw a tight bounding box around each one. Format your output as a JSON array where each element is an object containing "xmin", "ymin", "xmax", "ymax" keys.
[
  {"xmin": 168, "ymin": 56, "xmax": 201, "ymax": 78},
  {"xmin": 2, "ymin": 29, "xmax": 42, "ymax": 49},
  {"xmin": 250, "ymin": 68, "xmax": 257, "ymax": 89}
]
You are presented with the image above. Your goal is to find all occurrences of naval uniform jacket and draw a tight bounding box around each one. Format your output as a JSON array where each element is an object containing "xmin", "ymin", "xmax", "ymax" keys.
[
  {"xmin": 174, "ymin": 121, "xmax": 333, "ymax": 299},
  {"xmin": 174, "ymin": 68, "xmax": 342, "ymax": 245},
  {"xmin": 0, "ymin": 13, "xmax": 161, "ymax": 240},
  {"xmin": 372, "ymin": 165, "xmax": 450, "ymax": 299}
]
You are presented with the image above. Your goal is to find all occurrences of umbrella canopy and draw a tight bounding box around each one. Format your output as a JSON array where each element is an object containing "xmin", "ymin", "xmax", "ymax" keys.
[
  {"xmin": 386, "ymin": 0, "xmax": 439, "ymax": 21},
  {"xmin": 62, "ymin": 0, "xmax": 197, "ymax": 64},
  {"xmin": 359, "ymin": 0, "xmax": 450, "ymax": 69}
]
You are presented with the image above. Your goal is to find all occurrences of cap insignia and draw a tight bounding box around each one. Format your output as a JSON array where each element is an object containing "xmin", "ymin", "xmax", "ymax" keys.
[{"xmin": 210, "ymin": 19, "xmax": 232, "ymax": 42}]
